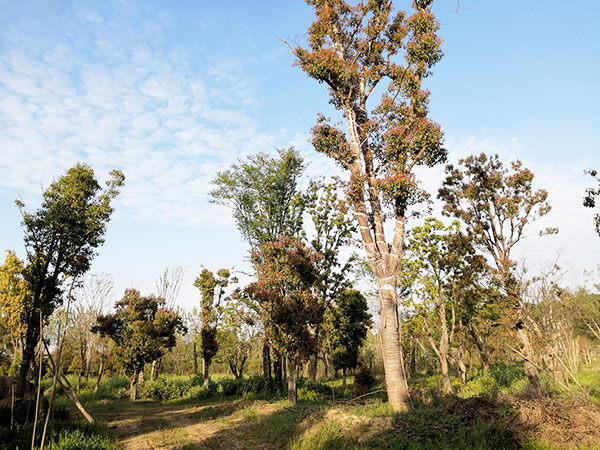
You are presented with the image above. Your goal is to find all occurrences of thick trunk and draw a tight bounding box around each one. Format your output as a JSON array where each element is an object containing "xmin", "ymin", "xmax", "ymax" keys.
[
  {"xmin": 202, "ymin": 356, "xmax": 211, "ymax": 388},
  {"xmin": 288, "ymin": 359, "xmax": 298, "ymax": 405},
  {"xmin": 377, "ymin": 282, "xmax": 410, "ymax": 411},
  {"xmin": 517, "ymin": 325, "xmax": 541, "ymax": 396},
  {"xmin": 262, "ymin": 342, "xmax": 273, "ymax": 393},
  {"xmin": 468, "ymin": 324, "xmax": 491, "ymax": 371},
  {"xmin": 308, "ymin": 352, "xmax": 318, "ymax": 382}
]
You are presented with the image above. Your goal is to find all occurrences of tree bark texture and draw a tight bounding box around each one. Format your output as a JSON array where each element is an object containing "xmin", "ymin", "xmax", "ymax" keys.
[
  {"xmin": 308, "ymin": 352, "xmax": 318, "ymax": 382},
  {"xmin": 202, "ymin": 357, "xmax": 210, "ymax": 388},
  {"xmin": 517, "ymin": 325, "xmax": 542, "ymax": 396},
  {"xmin": 262, "ymin": 342, "xmax": 272, "ymax": 393},
  {"xmin": 288, "ymin": 359, "xmax": 298, "ymax": 405},
  {"xmin": 468, "ymin": 324, "xmax": 491, "ymax": 371}
]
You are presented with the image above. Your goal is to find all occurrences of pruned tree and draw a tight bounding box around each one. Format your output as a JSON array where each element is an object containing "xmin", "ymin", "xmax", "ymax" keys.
[
  {"xmin": 92, "ymin": 289, "xmax": 185, "ymax": 401},
  {"xmin": 294, "ymin": 0, "xmax": 445, "ymax": 410},
  {"xmin": 584, "ymin": 169, "xmax": 600, "ymax": 236},
  {"xmin": 245, "ymin": 237, "xmax": 322, "ymax": 405},
  {"xmin": 15, "ymin": 163, "xmax": 124, "ymax": 398},
  {"xmin": 194, "ymin": 268, "xmax": 235, "ymax": 387},
  {"xmin": 326, "ymin": 289, "xmax": 372, "ymax": 391},
  {"xmin": 438, "ymin": 153, "xmax": 556, "ymax": 395}
]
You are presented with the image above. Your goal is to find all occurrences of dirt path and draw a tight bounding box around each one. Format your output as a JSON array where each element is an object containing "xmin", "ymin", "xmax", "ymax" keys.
[{"xmin": 88, "ymin": 399, "xmax": 289, "ymax": 450}]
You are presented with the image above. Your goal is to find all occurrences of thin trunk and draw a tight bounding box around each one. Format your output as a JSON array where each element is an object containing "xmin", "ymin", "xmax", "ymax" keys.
[
  {"xmin": 468, "ymin": 324, "xmax": 491, "ymax": 371},
  {"xmin": 193, "ymin": 341, "xmax": 198, "ymax": 376},
  {"xmin": 129, "ymin": 369, "xmax": 138, "ymax": 402},
  {"xmin": 342, "ymin": 368, "xmax": 347, "ymax": 394},
  {"xmin": 262, "ymin": 343, "xmax": 272, "ymax": 393},
  {"xmin": 288, "ymin": 359, "xmax": 298, "ymax": 405},
  {"xmin": 273, "ymin": 351, "xmax": 283, "ymax": 391},
  {"xmin": 151, "ymin": 359, "xmax": 159, "ymax": 381},
  {"xmin": 202, "ymin": 356, "xmax": 210, "ymax": 388},
  {"xmin": 95, "ymin": 356, "xmax": 105, "ymax": 393},
  {"xmin": 322, "ymin": 352, "xmax": 330, "ymax": 379},
  {"xmin": 438, "ymin": 294, "xmax": 453, "ymax": 394},
  {"xmin": 517, "ymin": 325, "xmax": 541, "ymax": 396},
  {"xmin": 138, "ymin": 367, "xmax": 145, "ymax": 389},
  {"xmin": 409, "ymin": 342, "xmax": 418, "ymax": 378},
  {"xmin": 308, "ymin": 353, "xmax": 318, "ymax": 382}
]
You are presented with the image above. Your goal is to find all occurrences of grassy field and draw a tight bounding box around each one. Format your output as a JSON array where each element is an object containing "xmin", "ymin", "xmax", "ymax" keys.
[{"xmin": 35, "ymin": 367, "xmax": 600, "ymax": 450}]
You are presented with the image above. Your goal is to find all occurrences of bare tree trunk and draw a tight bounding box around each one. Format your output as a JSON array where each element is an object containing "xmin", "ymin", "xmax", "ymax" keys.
[
  {"xmin": 202, "ymin": 356, "xmax": 210, "ymax": 388},
  {"xmin": 288, "ymin": 359, "xmax": 298, "ymax": 405},
  {"xmin": 16, "ymin": 318, "xmax": 39, "ymax": 399},
  {"xmin": 193, "ymin": 340, "xmax": 198, "ymax": 376},
  {"xmin": 321, "ymin": 351, "xmax": 330, "ymax": 380},
  {"xmin": 377, "ymin": 280, "xmax": 410, "ymax": 410},
  {"xmin": 138, "ymin": 367, "xmax": 145, "ymax": 389},
  {"xmin": 273, "ymin": 351, "xmax": 283, "ymax": 391},
  {"xmin": 516, "ymin": 324, "xmax": 541, "ymax": 396},
  {"xmin": 342, "ymin": 368, "xmax": 347, "ymax": 394},
  {"xmin": 308, "ymin": 353, "xmax": 318, "ymax": 382},
  {"xmin": 468, "ymin": 324, "xmax": 491, "ymax": 371},
  {"xmin": 263, "ymin": 342, "xmax": 272, "ymax": 393},
  {"xmin": 409, "ymin": 342, "xmax": 418, "ymax": 378},
  {"xmin": 129, "ymin": 369, "xmax": 138, "ymax": 402},
  {"xmin": 150, "ymin": 359, "xmax": 159, "ymax": 381},
  {"xmin": 95, "ymin": 355, "xmax": 105, "ymax": 393}
]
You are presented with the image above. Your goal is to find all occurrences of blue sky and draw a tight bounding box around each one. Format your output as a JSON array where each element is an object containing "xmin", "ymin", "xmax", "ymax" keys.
[{"xmin": 1, "ymin": 0, "xmax": 598, "ymax": 310}]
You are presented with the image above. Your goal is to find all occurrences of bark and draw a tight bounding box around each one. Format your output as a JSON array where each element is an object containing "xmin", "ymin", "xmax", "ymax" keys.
[
  {"xmin": 468, "ymin": 324, "xmax": 491, "ymax": 371},
  {"xmin": 138, "ymin": 367, "xmax": 145, "ymax": 389},
  {"xmin": 150, "ymin": 359, "xmax": 159, "ymax": 381},
  {"xmin": 57, "ymin": 374, "xmax": 94, "ymax": 423},
  {"xmin": 273, "ymin": 351, "xmax": 283, "ymax": 391},
  {"xmin": 193, "ymin": 340, "xmax": 198, "ymax": 376},
  {"xmin": 377, "ymin": 281, "xmax": 410, "ymax": 410},
  {"xmin": 129, "ymin": 369, "xmax": 138, "ymax": 401},
  {"xmin": 517, "ymin": 324, "xmax": 541, "ymax": 396},
  {"xmin": 342, "ymin": 368, "xmax": 347, "ymax": 394},
  {"xmin": 202, "ymin": 356, "xmax": 211, "ymax": 388},
  {"xmin": 16, "ymin": 317, "xmax": 39, "ymax": 399},
  {"xmin": 288, "ymin": 359, "xmax": 298, "ymax": 405},
  {"xmin": 308, "ymin": 353, "xmax": 318, "ymax": 382},
  {"xmin": 409, "ymin": 342, "xmax": 418, "ymax": 378},
  {"xmin": 262, "ymin": 342, "xmax": 272, "ymax": 393},
  {"xmin": 321, "ymin": 351, "xmax": 330, "ymax": 380},
  {"xmin": 95, "ymin": 355, "xmax": 105, "ymax": 393}
]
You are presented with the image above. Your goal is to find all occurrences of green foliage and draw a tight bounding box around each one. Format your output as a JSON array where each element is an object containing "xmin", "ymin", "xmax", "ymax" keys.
[
  {"xmin": 353, "ymin": 365, "xmax": 376, "ymax": 396},
  {"xmin": 327, "ymin": 289, "xmax": 372, "ymax": 372},
  {"xmin": 246, "ymin": 237, "xmax": 323, "ymax": 363},
  {"xmin": 210, "ymin": 148, "xmax": 306, "ymax": 251},
  {"xmin": 93, "ymin": 289, "xmax": 185, "ymax": 377}
]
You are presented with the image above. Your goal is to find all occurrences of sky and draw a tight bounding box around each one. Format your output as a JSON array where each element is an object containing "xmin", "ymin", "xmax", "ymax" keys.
[{"xmin": 0, "ymin": 0, "xmax": 598, "ymax": 311}]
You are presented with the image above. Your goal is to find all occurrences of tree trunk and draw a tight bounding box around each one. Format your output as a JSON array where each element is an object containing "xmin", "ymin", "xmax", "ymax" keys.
[
  {"xmin": 378, "ymin": 282, "xmax": 410, "ymax": 410},
  {"xmin": 288, "ymin": 359, "xmax": 298, "ymax": 405},
  {"xmin": 138, "ymin": 367, "xmax": 145, "ymax": 389},
  {"xmin": 202, "ymin": 356, "xmax": 211, "ymax": 388},
  {"xmin": 129, "ymin": 370, "xmax": 138, "ymax": 401},
  {"xmin": 263, "ymin": 342, "xmax": 272, "ymax": 393},
  {"xmin": 308, "ymin": 353, "xmax": 318, "ymax": 382},
  {"xmin": 16, "ymin": 317, "xmax": 39, "ymax": 399},
  {"xmin": 409, "ymin": 342, "xmax": 418, "ymax": 378},
  {"xmin": 95, "ymin": 355, "xmax": 105, "ymax": 393},
  {"xmin": 151, "ymin": 359, "xmax": 159, "ymax": 381},
  {"xmin": 273, "ymin": 351, "xmax": 283, "ymax": 391},
  {"xmin": 517, "ymin": 325, "xmax": 541, "ymax": 396},
  {"xmin": 342, "ymin": 368, "xmax": 347, "ymax": 394},
  {"xmin": 322, "ymin": 352, "xmax": 330, "ymax": 380},
  {"xmin": 193, "ymin": 340, "xmax": 198, "ymax": 376},
  {"xmin": 468, "ymin": 324, "xmax": 491, "ymax": 371}
]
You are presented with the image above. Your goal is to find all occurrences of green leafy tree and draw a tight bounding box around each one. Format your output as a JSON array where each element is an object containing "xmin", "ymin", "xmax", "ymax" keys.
[
  {"xmin": 15, "ymin": 163, "xmax": 124, "ymax": 397},
  {"xmin": 0, "ymin": 250, "xmax": 29, "ymax": 374},
  {"xmin": 194, "ymin": 268, "xmax": 235, "ymax": 387},
  {"xmin": 438, "ymin": 153, "xmax": 555, "ymax": 395},
  {"xmin": 584, "ymin": 169, "xmax": 600, "ymax": 236},
  {"xmin": 245, "ymin": 237, "xmax": 322, "ymax": 405},
  {"xmin": 401, "ymin": 218, "xmax": 486, "ymax": 392},
  {"xmin": 305, "ymin": 180, "xmax": 357, "ymax": 380},
  {"xmin": 93, "ymin": 289, "xmax": 185, "ymax": 401},
  {"xmin": 294, "ymin": 0, "xmax": 445, "ymax": 411},
  {"xmin": 326, "ymin": 289, "xmax": 372, "ymax": 391},
  {"xmin": 210, "ymin": 148, "xmax": 306, "ymax": 391}
]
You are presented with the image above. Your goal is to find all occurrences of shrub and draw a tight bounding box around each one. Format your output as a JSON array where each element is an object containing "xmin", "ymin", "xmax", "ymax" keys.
[
  {"xmin": 145, "ymin": 377, "xmax": 192, "ymax": 402},
  {"xmin": 219, "ymin": 377, "xmax": 244, "ymax": 396},
  {"xmin": 297, "ymin": 387, "xmax": 321, "ymax": 402},
  {"xmin": 352, "ymin": 365, "xmax": 376, "ymax": 396},
  {"xmin": 243, "ymin": 374, "xmax": 265, "ymax": 394},
  {"xmin": 187, "ymin": 385, "xmax": 212, "ymax": 401}
]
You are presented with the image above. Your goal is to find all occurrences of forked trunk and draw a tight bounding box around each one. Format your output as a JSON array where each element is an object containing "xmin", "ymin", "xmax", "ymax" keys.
[
  {"xmin": 468, "ymin": 324, "xmax": 491, "ymax": 371},
  {"xmin": 288, "ymin": 359, "xmax": 298, "ymax": 405}
]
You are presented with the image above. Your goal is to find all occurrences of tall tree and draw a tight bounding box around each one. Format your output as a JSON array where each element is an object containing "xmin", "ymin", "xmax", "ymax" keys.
[
  {"xmin": 438, "ymin": 153, "xmax": 555, "ymax": 395},
  {"xmin": 294, "ymin": 0, "xmax": 445, "ymax": 410},
  {"xmin": 245, "ymin": 237, "xmax": 322, "ymax": 405},
  {"xmin": 194, "ymin": 268, "xmax": 234, "ymax": 388},
  {"xmin": 326, "ymin": 289, "xmax": 372, "ymax": 391},
  {"xmin": 93, "ymin": 289, "xmax": 185, "ymax": 401},
  {"xmin": 584, "ymin": 169, "xmax": 600, "ymax": 236},
  {"xmin": 15, "ymin": 163, "xmax": 124, "ymax": 397},
  {"xmin": 211, "ymin": 147, "xmax": 306, "ymax": 391}
]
